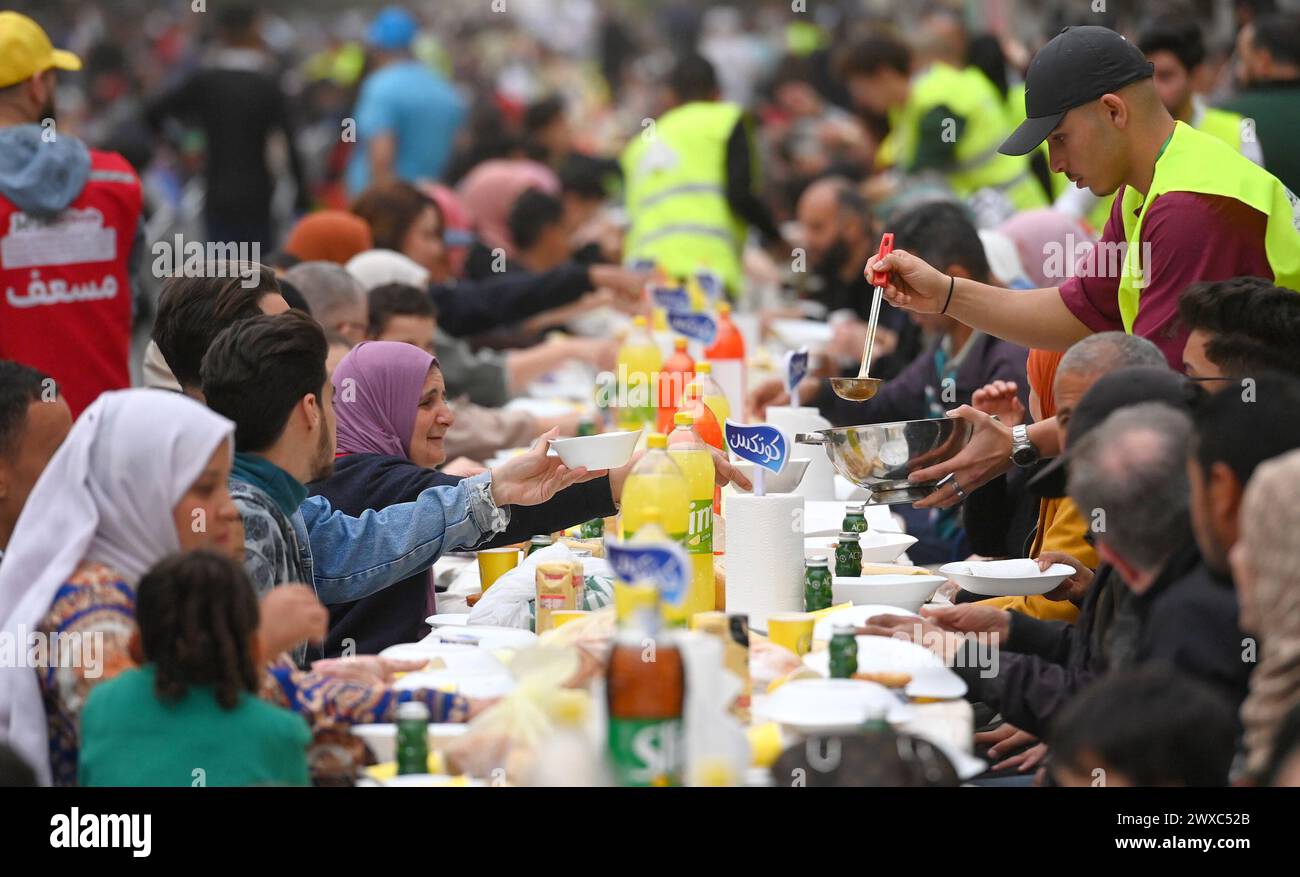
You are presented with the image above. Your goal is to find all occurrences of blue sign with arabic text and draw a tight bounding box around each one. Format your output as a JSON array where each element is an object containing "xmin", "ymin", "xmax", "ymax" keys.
[
  {"xmin": 668, "ymin": 310, "xmax": 718, "ymax": 346},
  {"xmin": 725, "ymin": 420, "xmax": 788, "ymax": 475},
  {"xmin": 650, "ymin": 285, "xmax": 692, "ymax": 312},
  {"xmin": 605, "ymin": 539, "xmax": 692, "ymax": 607},
  {"xmin": 783, "ymin": 348, "xmax": 809, "ymax": 395}
]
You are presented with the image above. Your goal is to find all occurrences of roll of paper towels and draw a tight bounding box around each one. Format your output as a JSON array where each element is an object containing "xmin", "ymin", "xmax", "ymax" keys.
[{"xmin": 725, "ymin": 493, "xmax": 804, "ymax": 629}]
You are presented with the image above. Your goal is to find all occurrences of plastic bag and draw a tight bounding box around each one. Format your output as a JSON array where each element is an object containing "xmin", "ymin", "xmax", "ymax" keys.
[
  {"xmin": 441, "ymin": 645, "xmax": 586, "ymax": 782},
  {"xmin": 467, "ymin": 543, "xmax": 615, "ymax": 629}
]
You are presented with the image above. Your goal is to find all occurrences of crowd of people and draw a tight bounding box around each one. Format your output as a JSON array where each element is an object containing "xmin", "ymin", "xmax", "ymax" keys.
[{"xmin": 0, "ymin": 0, "xmax": 1299, "ymax": 789}]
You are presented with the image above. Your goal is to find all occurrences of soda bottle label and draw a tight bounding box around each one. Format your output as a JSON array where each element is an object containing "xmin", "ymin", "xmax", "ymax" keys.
[
  {"xmin": 608, "ymin": 717, "xmax": 683, "ymax": 786},
  {"xmin": 685, "ymin": 499, "xmax": 713, "ymax": 554}
]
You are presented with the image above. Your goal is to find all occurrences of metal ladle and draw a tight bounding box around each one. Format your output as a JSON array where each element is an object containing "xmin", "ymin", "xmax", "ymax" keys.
[{"xmin": 831, "ymin": 233, "xmax": 893, "ymax": 402}]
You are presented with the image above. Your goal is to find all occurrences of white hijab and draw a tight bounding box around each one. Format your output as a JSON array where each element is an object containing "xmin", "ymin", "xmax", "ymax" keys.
[
  {"xmin": 344, "ymin": 248, "xmax": 430, "ymax": 292},
  {"xmin": 0, "ymin": 389, "xmax": 233, "ymax": 785}
]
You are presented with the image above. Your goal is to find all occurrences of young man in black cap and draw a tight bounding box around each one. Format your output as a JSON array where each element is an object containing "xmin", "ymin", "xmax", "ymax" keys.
[{"xmin": 867, "ymin": 25, "xmax": 1300, "ymax": 513}]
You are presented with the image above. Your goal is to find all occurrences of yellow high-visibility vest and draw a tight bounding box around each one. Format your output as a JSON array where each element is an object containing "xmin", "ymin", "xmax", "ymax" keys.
[
  {"xmin": 880, "ymin": 64, "xmax": 1048, "ymax": 212},
  {"xmin": 1118, "ymin": 122, "xmax": 1300, "ymax": 331},
  {"xmin": 620, "ymin": 101, "xmax": 748, "ymax": 295}
]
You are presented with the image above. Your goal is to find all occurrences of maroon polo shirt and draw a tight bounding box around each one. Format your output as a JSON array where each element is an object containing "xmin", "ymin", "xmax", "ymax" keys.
[{"xmin": 1058, "ymin": 189, "xmax": 1272, "ymax": 369}]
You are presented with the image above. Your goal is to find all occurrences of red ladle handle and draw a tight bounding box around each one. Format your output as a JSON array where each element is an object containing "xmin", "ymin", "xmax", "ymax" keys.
[{"xmin": 871, "ymin": 233, "xmax": 894, "ymax": 288}]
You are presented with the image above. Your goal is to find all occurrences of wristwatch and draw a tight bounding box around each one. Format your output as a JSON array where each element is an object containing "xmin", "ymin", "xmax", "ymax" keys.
[{"xmin": 1010, "ymin": 424, "xmax": 1040, "ymax": 468}]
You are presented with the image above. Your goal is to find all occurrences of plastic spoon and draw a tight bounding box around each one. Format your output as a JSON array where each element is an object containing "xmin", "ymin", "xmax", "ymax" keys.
[{"xmin": 831, "ymin": 233, "xmax": 893, "ymax": 402}]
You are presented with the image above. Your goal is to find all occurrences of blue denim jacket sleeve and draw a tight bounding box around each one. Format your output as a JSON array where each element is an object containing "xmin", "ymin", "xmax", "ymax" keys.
[{"xmin": 296, "ymin": 471, "xmax": 509, "ymax": 605}]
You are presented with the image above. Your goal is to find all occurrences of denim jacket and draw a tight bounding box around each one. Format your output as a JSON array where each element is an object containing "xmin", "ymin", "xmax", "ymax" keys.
[{"xmin": 232, "ymin": 470, "xmax": 508, "ymax": 607}]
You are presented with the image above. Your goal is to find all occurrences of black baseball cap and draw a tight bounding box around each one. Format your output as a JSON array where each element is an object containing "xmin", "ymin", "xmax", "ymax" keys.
[
  {"xmin": 1000, "ymin": 26, "xmax": 1155, "ymax": 156},
  {"xmin": 1028, "ymin": 366, "xmax": 1200, "ymax": 495}
]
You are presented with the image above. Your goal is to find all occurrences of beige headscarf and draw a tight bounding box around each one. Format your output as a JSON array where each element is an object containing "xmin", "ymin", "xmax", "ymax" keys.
[{"xmin": 1237, "ymin": 449, "xmax": 1300, "ymax": 777}]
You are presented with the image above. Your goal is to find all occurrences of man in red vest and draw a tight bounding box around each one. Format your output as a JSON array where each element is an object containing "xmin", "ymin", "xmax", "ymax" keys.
[{"xmin": 0, "ymin": 12, "xmax": 143, "ymax": 418}]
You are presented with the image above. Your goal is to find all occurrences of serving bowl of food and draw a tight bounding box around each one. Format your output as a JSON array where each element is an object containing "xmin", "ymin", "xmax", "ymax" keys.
[{"xmin": 796, "ymin": 417, "xmax": 972, "ymax": 505}]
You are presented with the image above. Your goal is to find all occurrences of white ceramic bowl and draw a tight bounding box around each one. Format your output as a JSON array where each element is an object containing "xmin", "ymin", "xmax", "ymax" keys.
[
  {"xmin": 731, "ymin": 458, "xmax": 811, "ymax": 494},
  {"xmin": 425, "ymin": 613, "xmax": 470, "ymax": 628},
  {"xmin": 804, "ymin": 531, "xmax": 918, "ymax": 564},
  {"xmin": 351, "ymin": 723, "xmax": 469, "ymax": 763},
  {"xmin": 547, "ymin": 430, "xmax": 641, "ymax": 470},
  {"xmin": 939, "ymin": 559, "xmax": 1074, "ymax": 597},
  {"xmin": 756, "ymin": 678, "xmax": 911, "ymax": 734},
  {"xmin": 832, "ymin": 574, "xmax": 946, "ymax": 614}
]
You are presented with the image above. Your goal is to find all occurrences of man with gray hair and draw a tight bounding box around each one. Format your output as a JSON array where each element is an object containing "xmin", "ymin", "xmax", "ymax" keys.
[
  {"xmin": 283, "ymin": 261, "xmax": 368, "ymax": 344},
  {"xmin": 1068, "ymin": 401, "xmax": 1249, "ymax": 715},
  {"xmin": 870, "ymin": 367, "xmax": 1246, "ymax": 756}
]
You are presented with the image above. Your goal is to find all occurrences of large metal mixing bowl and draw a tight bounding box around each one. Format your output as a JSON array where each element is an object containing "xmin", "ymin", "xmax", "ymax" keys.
[{"xmin": 796, "ymin": 417, "xmax": 973, "ymax": 505}]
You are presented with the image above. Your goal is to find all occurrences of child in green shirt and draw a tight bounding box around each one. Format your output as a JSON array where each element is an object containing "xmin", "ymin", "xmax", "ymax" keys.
[{"xmin": 79, "ymin": 551, "xmax": 311, "ymax": 787}]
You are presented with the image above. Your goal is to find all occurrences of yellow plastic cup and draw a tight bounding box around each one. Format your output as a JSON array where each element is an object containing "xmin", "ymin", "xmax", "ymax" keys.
[
  {"xmin": 477, "ymin": 547, "xmax": 520, "ymax": 592},
  {"xmin": 551, "ymin": 610, "xmax": 589, "ymax": 629},
  {"xmin": 767, "ymin": 612, "xmax": 815, "ymax": 656}
]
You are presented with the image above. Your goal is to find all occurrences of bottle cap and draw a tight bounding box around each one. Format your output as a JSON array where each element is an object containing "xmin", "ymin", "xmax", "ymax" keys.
[
  {"xmin": 805, "ymin": 555, "xmax": 829, "ymax": 567},
  {"xmin": 646, "ymin": 433, "xmax": 667, "ymax": 449},
  {"xmin": 832, "ymin": 622, "xmax": 857, "ymax": 636},
  {"xmin": 633, "ymin": 315, "xmax": 648, "ymax": 328},
  {"xmin": 845, "ymin": 503, "xmax": 865, "ymax": 514},
  {"xmin": 397, "ymin": 701, "xmax": 430, "ymax": 722},
  {"xmin": 838, "ymin": 531, "xmax": 860, "ymax": 542},
  {"xmin": 717, "ymin": 301, "xmax": 731, "ymax": 315},
  {"xmin": 530, "ymin": 534, "xmax": 553, "ymax": 545},
  {"xmin": 696, "ymin": 361, "xmax": 712, "ymax": 374},
  {"xmin": 674, "ymin": 337, "xmax": 688, "ymax": 350},
  {"xmin": 674, "ymin": 412, "xmax": 694, "ymax": 426}
]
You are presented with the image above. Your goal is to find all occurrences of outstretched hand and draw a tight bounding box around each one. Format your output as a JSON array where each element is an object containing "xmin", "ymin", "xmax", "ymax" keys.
[{"xmin": 490, "ymin": 428, "xmax": 590, "ymax": 507}]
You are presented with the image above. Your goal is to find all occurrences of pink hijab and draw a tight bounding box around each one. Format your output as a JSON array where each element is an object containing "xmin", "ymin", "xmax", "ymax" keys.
[
  {"xmin": 997, "ymin": 209, "xmax": 1093, "ymax": 289},
  {"xmin": 456, "ymin": 159, "xmax": 560, "ymax": 256},
  {"xmin": 332, "ymin": 341, "xmax": 438, "ymax": 459}
]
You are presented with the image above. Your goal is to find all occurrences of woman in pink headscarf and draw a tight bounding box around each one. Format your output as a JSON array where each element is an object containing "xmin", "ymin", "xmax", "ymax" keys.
[
  {"xmin": 997, "ymin": 209, "xmax": 1093, "ymax": 289},
  {"xmin": 456, "ymin": 158, "xmax": 561, "ymax": 258}
]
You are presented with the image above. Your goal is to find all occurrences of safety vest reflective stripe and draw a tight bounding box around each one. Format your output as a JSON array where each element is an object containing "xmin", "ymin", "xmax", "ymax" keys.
[
  {"xmin": 1118, "ymin": 122, "xmax": 1300, "ymax": 332},
  {"xmin": 638, "ymin": 223, "xmax": 738, "ymax": 246},
  {"xmin": 87, "ymin": 169, "xmax": 139, "ymax": 185},
  {"xmin": 636, "ymin": 182, "xmax": 728, "ymax": 211}
]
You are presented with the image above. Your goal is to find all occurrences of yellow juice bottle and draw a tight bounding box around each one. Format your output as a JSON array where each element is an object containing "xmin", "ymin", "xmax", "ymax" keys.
[
  {"xmin": 667, "ymin": 412, "xmax": 717, "ymax": 616},
  {"xmin": 619, "ymin": 433, "xmax": 691, "ymax": 625},
  {"xmin": 693, "ymin": 361, "xmax": 731, "ymax": 427},
  {"xmin": 616, "ymin": 316, "xmax": 662, "ymax": 433}
]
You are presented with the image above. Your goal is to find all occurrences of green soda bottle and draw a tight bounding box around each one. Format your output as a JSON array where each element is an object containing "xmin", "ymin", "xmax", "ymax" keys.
[
  {"xmin": 804, "ymin": 556, "xmax": 833, "ymax": 612},
  {"xmin": 834, "ymin": 532, "xmax": 863, "ymax": 578},
  {"xmin": 395, "ymin": 701, "xmax": 429, "ymax": 775},
  {"xmin": 828, "ymin": 623, "xmax": 859, "ymax": 679},
  {"xmin": 841, "ymin": 503, "xmax": 869, "ymax": 534}
]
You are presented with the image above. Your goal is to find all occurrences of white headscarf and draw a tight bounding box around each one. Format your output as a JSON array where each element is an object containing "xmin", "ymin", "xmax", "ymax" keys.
[
  {"xmin": 344, "ymin": 248, "xmax": 430, "ymax": 292},
  {"xmin": 0, "ymin": 389, "xmax": 234, "ymax": 785}
]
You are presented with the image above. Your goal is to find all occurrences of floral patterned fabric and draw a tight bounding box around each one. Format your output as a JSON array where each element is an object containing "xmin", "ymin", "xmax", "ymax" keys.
[{"xmin": 35, "ymin": 560, "xmax": 468, "ymax": 786}]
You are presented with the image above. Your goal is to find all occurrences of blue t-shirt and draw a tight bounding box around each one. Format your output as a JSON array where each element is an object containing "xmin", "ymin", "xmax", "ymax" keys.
[
  {"xmin": 345, "ymin": 60, "xmax": 466, "ymax": 195},
  {"xmin": 78, "ymin": 665, "xmax": 311, "ymax": 787}
]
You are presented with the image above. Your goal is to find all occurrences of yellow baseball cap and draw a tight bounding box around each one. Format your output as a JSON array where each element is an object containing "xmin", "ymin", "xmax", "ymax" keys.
[{"xmin": 0, "ymin": 12, "xmax": 82, "ymax": 89}]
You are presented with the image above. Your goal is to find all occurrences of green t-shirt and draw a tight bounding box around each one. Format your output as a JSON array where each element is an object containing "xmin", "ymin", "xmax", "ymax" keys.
[{"xmin": 78, "ymin": 665, "xmax": 311, "ymax": 787}]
